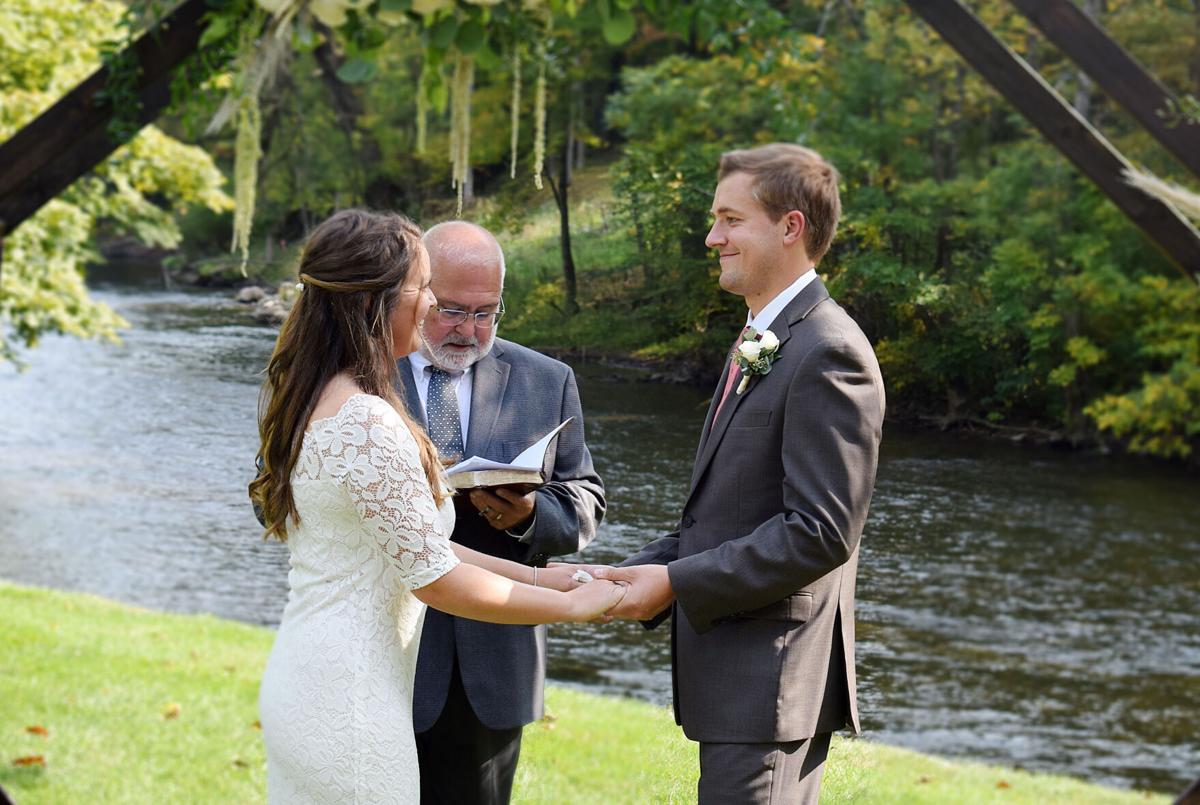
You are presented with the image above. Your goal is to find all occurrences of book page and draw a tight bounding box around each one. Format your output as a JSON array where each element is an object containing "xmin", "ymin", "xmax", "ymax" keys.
[
  {"xmin": 509, "ymin": 418, "xmax": 573, "ymax": 470},
  {"xmin": 445, "ymin": 417, "xmax": 574, "ymax": 475}
]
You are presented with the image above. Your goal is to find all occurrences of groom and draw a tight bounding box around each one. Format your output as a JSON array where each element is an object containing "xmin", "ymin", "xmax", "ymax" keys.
[{"xmin": 596, "ymin": 144, "xmax": 885, "ymax": 803}]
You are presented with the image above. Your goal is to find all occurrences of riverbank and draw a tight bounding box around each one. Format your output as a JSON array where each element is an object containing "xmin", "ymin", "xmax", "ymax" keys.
[{"xmin": 0, "ymin": 581, "xmax": 1171, "ymax": 803}]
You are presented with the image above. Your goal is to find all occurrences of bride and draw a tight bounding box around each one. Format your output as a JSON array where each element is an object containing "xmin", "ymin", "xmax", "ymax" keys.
[{"xmin": 248, "ymin": 209, "xmax": 625, "ymax": 804}]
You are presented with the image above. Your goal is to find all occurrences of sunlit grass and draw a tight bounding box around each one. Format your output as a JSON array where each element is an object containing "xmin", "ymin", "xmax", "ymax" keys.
[{"xmin": 0, "ymin": 581, "xmax": 1170, "ymax": 804}]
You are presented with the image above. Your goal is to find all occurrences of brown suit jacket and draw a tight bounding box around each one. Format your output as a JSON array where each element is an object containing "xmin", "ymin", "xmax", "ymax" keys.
[{"xmin": 624, "ymin": 277, "xmax": 885, "ymax": 743}]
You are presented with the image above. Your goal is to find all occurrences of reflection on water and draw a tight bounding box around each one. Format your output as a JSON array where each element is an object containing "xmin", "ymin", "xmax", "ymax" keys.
[{"xmin": 1, "ymin": 286, "xmax": 1197, "ymax": 794}]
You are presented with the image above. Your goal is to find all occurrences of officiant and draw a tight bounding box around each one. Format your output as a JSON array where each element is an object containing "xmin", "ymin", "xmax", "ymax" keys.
[{"xmin": 397, "ymin": 220, "xmax": 606, "ymax": 805}]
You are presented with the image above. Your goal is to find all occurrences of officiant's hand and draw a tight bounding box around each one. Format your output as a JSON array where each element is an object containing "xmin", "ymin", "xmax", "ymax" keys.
[
  {"xmin": 469, "ymin": 487, "xmax": 535, "ymax": 532},
  {"xmin": 592, "ymin": 565, "xmax": 674, "ymax": 621}
]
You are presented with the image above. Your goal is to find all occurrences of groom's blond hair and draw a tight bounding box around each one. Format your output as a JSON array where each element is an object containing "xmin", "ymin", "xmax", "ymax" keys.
[{"xmin": 718, "ymin": 144, "xmax": 842, "ymax": 263}]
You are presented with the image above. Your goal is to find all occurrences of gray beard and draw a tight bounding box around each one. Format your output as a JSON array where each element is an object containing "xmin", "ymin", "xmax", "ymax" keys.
[{"xmin": 419, "ymin": 323, "xmax": 496, "ymax": 372}]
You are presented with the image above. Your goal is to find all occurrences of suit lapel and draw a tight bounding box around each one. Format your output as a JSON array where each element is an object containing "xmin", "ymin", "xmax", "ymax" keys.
[
  {"xmin": 685, "ymin": 278, "xmax": 832, "ymax": 500},
  {"xmin": 692, "ymin": 356, "xmax": 732, "ymax": 475},
  {"xmin": 465, "ymin": 343, "xmax": 510, "ymax": 457},
  {"xmin": 395, "ymin": 356, "xmax": 425, "ymax": 425}
]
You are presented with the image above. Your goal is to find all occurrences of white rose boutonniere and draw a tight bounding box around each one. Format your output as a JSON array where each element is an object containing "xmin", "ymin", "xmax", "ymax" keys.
[{"xmin": 732, "ymin": 327, "xmax": 782, "ymax": 395}]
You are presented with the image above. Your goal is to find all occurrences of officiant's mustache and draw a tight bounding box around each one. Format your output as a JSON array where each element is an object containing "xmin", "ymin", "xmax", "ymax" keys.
[{"xmin": 420, "ymin": 323, "xmax": 496, "ymax": 369}]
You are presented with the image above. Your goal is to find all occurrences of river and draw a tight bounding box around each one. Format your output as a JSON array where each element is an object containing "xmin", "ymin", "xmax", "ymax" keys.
[{"xmin": 1, "ymin": 276, "xmax": 1196, "ymax": 794}]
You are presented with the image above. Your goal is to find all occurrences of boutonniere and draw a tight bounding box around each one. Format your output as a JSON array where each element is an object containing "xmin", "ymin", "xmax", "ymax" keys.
[{"xmin": 732, "ymin": 327, "xmax": 781, "ymax": 394}]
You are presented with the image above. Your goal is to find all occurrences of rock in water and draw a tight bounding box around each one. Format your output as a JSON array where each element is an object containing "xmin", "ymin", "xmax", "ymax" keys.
[
  {"xmin": 252, "ymin": 297, "xmax": 289, "ymax": 325},
  {"xmin": 236, "ymin": 286, "xmax": 267, "ymax": 304}
]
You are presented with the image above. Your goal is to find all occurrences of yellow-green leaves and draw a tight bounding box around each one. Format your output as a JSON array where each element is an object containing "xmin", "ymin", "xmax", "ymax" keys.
[{"xmin": 0, "ymin": 0, "xmax": 233, "ymax": 363}]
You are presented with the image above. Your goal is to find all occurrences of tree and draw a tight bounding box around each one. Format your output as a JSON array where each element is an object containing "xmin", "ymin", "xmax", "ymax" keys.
[{"xmin": 0, "ymin": 0, "xmax": 233, "ymax": 365}]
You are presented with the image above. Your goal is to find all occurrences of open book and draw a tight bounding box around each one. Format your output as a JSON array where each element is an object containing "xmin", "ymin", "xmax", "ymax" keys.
[{"xmin": 445, "ymin": 418, "xmax": 574, "ymax": 493}]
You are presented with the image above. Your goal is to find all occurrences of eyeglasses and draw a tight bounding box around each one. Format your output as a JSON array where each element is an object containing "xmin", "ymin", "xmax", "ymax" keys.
[{"xmin": 433, "ymin": 299, "xmax": 505, "ymax": 329}]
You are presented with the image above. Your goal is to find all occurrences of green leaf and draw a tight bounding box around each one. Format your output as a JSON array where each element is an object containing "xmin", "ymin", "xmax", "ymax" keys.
[
  {"xmin": 429, "ymin": 15, "xmax": 458, "ymax": 50},
  {"xmin": 455, "ymin": 19, "xmax": 486, "ymax": 54},
  {"xmin": 198, "ymin": 16, "xmax": 230, "ymax": 48},
  {"xmin": 602, "ymin": 7, "xmax": 636, "ymax": 45},
  {"xmin": 475, "ymin": 41, "xmax": 501, "ymax": 72},
  {"xmin": 336, "ymin": 58, "xmax": 378, "ymax": 84},
  {"xmin": 381, "ymin": 0, "xmax": 410, "ymax": 11},
  {"xmin": 429, "ymin": 80, "xmax": 449, "ymax": 114}
]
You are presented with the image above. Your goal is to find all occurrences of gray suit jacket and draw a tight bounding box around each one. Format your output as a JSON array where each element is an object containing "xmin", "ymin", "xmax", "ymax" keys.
[
  {"xmin": 399, "ymin": 338, "xmax": 606, "ymax": 732},
  {"xmin": 624, "ymin": 278, "xmax": 885, "ymax": 743}
]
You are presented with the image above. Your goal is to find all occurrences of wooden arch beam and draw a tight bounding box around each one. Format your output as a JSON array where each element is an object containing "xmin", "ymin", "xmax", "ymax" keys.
[
  {"xmin": 1010, "ymin": 0, "xmax": 1200, "ymax": 181},
  {"xmin": 0, "ymin": 0, "xmax": 211, "ymax": 277},
  {"xmin": 905, "ymin": 0, "xmax": 1200, "ymax": 279}
]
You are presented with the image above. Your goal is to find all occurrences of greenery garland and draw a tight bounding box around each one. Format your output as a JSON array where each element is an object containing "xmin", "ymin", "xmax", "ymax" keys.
[
  {"xmin": 449, "ymin": 53, "xmax": 475, "ymax": 215},
  {"xmin": 532, "ymin": 38, "xmax": 547, "ymax": 191},
  {"xmin": 206, "ymin": 0, "xmax": 647, "ymax": 258}
]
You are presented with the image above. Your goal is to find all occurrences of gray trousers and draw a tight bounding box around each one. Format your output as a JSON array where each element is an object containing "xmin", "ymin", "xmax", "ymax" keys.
[{"xmin": 698, "ymin": 732, "xmax": 832, "ymax": 804}]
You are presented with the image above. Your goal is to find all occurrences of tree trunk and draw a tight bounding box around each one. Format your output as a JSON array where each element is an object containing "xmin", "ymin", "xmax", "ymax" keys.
[{"xmin": 547, "ymin": 95, "xmax": 579, "ymax": 316}]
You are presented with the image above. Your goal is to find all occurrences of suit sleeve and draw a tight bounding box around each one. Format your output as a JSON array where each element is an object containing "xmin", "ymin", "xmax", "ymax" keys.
[
  {"xmin": 667, "ymin": 335, "xmax": 884, "ymax": 634},
  {"xmin": 511, "ymin": 367, "xmax": 606, "ymax": 563}
]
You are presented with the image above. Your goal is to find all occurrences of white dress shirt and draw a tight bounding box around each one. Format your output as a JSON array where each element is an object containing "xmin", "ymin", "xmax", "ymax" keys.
[
  {"xmin": 406, "ymin": 349, "xmax": 534, "ymax": 542},
  {"xmin": 747, "ymin": 268, "xmax": 818, "ymax": 334}
]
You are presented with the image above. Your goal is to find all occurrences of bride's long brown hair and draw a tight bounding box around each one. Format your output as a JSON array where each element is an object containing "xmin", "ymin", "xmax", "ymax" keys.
[{"xmin": 249, "ymin": 209, "xmax": 445, "ymax": 541}]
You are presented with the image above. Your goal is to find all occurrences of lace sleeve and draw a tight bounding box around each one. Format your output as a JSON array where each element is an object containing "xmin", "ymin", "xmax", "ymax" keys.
[{"xmin": 313, "ymin": 395, "xmax": 460, "ymax": 590}]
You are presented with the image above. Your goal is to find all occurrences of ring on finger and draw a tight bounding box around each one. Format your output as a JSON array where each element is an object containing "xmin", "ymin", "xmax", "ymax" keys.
[{"xmin": 479, "ymin": 505, "xmax": 492, "ymax": 518}]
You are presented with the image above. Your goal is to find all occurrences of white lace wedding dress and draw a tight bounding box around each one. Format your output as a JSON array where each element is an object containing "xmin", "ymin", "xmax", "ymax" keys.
[{"xmin": 259, "ymin": 393, "xmax": 460, "ymax": 804}]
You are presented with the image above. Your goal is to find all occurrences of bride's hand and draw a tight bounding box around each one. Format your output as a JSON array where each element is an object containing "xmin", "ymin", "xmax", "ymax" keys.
[
  {"xmin": 565, "ymin": 579, "xmax": 627, "ymax": 622},
  {"xmin": 537, "ymin": 563, "xmax": 611, "ymax": 592}
]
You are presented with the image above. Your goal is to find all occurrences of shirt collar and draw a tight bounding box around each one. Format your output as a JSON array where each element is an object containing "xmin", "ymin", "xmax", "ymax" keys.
[
  {"xmin": 407, "ymin": 349, "xmax": 472, "ymax": 377},
  {"xmin": 747, "ymin": 268, "xmax": 817, "ymax": 333}
]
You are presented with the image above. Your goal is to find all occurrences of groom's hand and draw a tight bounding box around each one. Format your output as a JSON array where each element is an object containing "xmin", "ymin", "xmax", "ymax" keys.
[
  {"xmin": 592, "ymin": 565, "xmax": 674, "ymax": 621},
  {"xmin": 469, "ymin": 487, "xmax": 535, "ymax": 532}
]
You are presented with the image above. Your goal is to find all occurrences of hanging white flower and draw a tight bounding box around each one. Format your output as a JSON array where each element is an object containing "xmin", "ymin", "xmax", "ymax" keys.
[{"xmin": 254, "ymin": 0, "xmax": 291, "ymax": 12}]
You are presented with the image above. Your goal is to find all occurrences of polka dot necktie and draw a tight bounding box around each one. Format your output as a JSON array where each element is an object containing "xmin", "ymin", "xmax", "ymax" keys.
[{"xmin": 426, "ymin": 368, "xmax": 464, "ymax": 464}]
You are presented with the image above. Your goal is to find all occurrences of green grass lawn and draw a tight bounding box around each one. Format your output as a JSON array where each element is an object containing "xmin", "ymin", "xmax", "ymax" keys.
[{"xmin": 0, "ymin": 581, "xmax": 1169, "ymax": 804}]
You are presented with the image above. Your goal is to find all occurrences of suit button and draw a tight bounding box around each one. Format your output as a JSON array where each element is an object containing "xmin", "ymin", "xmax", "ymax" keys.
[{"xmin": 681, "ymin": 514, "xmax": 695, "ymax": 529}]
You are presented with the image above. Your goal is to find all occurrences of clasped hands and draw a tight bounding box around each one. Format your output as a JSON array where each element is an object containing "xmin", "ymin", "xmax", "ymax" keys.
[
  {"xmin": 463, "ymin": 491, "xmax": 670, "ymax": 620},
  {"xmin": 538, "ymin": 562, "xmax": 675, "ymax": 621}
]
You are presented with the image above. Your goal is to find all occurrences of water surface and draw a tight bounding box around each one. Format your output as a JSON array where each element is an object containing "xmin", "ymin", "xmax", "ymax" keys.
[{"xmin": 1, "ymin": 283, "xmax": 1196, "ymax": 793}]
